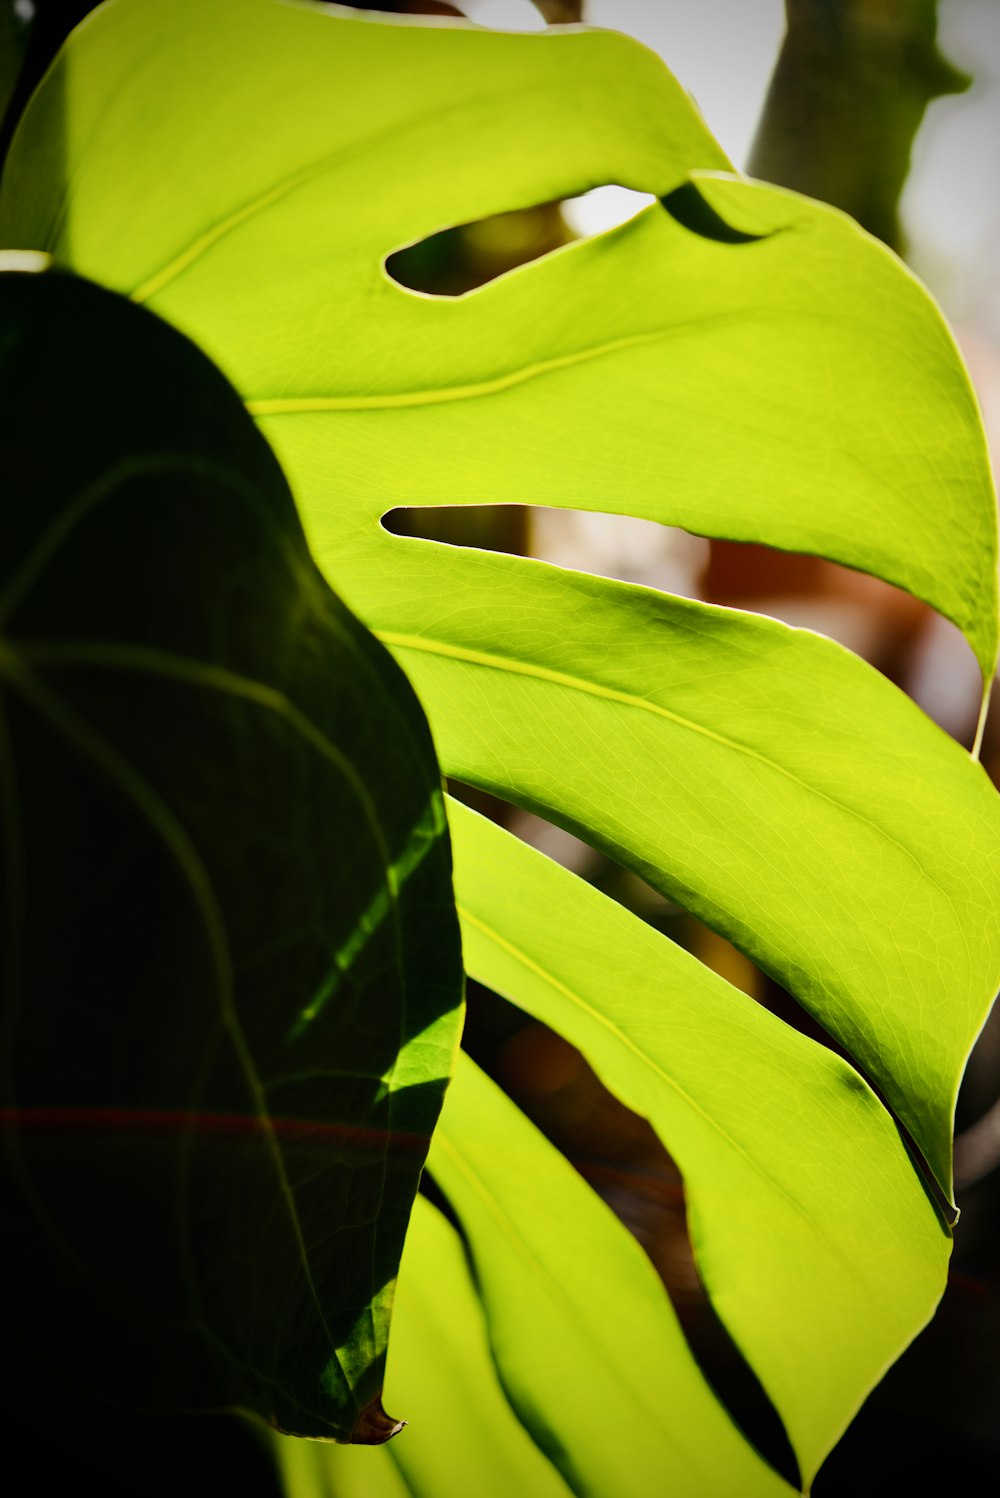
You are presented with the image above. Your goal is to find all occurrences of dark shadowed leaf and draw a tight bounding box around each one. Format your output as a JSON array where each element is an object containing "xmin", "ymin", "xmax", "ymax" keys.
[{"xmin": 0, "ymin": 266, "xmax": 463, "ymax": 1441}]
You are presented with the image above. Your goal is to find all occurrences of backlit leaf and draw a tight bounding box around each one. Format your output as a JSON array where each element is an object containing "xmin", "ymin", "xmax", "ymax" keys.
[
  {"xmin": 426, "ymin": 1053, "xmax": 794, "ymax": 1498},
  {"xmin": 4, "ymin": 1, "xmax": 998, "ymax": 1483},
  {"xmin": 382, "ymin": 548, "xmax": 1000, "ymax": 1202},
  {"xmin": 2, "ymin": 0, "xmax": 993, "ymax": 672},
  {"xmin": 449, "ymin": 799, "xmax": 950, "ymax": 1483},
  {"xmin": 3, "ymin": 0, "xmax": 994, "ymax": 1194}
]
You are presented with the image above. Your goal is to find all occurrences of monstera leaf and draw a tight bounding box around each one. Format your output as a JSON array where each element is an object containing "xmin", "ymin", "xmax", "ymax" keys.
[
  {"xmin": 3, "ymin": 1, "xmax": 999, "ymax": 1491},
  {"xmin": 0, "ymin": 265, "xmax": 463, "ymax": 1442}
]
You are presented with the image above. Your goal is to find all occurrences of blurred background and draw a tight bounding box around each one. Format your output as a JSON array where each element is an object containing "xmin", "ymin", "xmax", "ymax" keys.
[{"xmin": 3, "ymin": 0, "xmax": 999, "ymax": 1491}]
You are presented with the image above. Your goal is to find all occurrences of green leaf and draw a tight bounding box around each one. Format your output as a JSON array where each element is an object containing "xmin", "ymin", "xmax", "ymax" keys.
[
  {"xmin": 5, "ymin": 0, "xmax": 998, "ymax": 1479},
  {"xmin": 0, "ymin": 266, "xmax": 463, "ymax": 1441},
  {"xmin": 268, "ymin": 167, "xmax": 997, "ymax": 682},
  {"xmin": 2, "ymin": 4, "xmax": 994, "ymax": 1189},
  {"xmin": 426, "ymin": 1052, "xmax": 794, "ymax": 1498},
  {"xmin": 279, "ymin": 1429, "xmax": 410, "ymax": 1498},
  {"xmin": 3, "ymin": 0, "xmax": 992, "ymax": 1192},
  {"xmin": 447, "ymin": 798, "xmax": 950, "ymax": 1484},
  {"xmin": 386, "ymin": 544, "xmax": 997, "ymax": 1202},
  {"xmin": 275, "ymin": 1195, "xmax": 571, "ymax": 1498},
  {"xmin": 2, "ymin": 0, "xmax": 993, "ymax": 674}
]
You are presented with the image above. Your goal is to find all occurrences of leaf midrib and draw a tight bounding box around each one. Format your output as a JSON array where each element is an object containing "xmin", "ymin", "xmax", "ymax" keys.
[
  {"xmin": 128, "ymin": 75, "xmax": 610, "ymax": 305},
  {"xmin": 387, "ymin": 629, "xmax": 954, "ymax": 911},
  {"xmin": 246, "ymin": 324, "xmax": 709, "ymax": 415},
  {"xmin": 457, "ymin": 900, "xmax": 853, "ymax": 1263}
]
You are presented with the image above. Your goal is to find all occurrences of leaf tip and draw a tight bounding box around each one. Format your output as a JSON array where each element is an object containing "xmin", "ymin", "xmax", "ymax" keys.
[{"xmin": 350, "ymin": 1396, "xmax": 407, "ymax": 1445}]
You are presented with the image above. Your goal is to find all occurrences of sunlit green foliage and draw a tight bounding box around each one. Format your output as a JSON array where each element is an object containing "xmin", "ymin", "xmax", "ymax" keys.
[{"xmin": 2, "ymin": 1, "xmax": 998, "ymax": 1492}]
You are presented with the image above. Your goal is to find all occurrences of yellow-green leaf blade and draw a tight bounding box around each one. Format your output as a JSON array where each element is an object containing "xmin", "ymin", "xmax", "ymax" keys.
[
  {"xmin": 448, "ymin": 798, "xmax": 950, "ymax": 1484},
  {"xmin": 0, "ymin": 0, "xmax": 726, "ymax": 311},
  {"xmin": 428, "ymin": 1053, "xmax": 794, "ymax": 1498},
  {"xmin": 372, "ymin": 541, "xmax": 999, "ymax": 1200},
  {"xmin": 2, "ymin": 0, "xmax": 993, "ymax": 668},
  {"xmin": 264, "ymin": 170, "xmax": 998, "ymax": 678}
]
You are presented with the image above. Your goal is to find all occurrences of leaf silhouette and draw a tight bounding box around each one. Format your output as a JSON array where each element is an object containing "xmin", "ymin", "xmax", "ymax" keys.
[{"xmin": 0, "ymin": 267, "xmax": 463, "ymax": 1441}]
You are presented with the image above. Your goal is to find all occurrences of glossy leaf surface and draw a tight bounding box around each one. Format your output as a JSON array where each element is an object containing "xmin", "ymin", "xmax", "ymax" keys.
[
  {"xmin": 0, "ymin": 268, "xmax": 463, "ymax": 1440},
  {"xmin": 448, "ymin": 799, "xmax": 949, "ymax": 1483}
]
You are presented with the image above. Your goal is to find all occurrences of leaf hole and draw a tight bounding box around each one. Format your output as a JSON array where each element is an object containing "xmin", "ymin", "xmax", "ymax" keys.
[
  {"xmin": 381, "ymin": 504, "xmax": 710, "ymax": 597},
  {"xmin": 385, "ymin": 184, "xmax": 654, "ymax": 297},
  {"xmin": 479, "ymin": 790, "xmax": 964, "ymax": 1234},
  {"xmin": 457, "ymin": 968, "xmax": 801, "ymax": 1489},
  {"xmin": 386, "ymin": 507, "xmax": 985, "ymax": 746}
]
